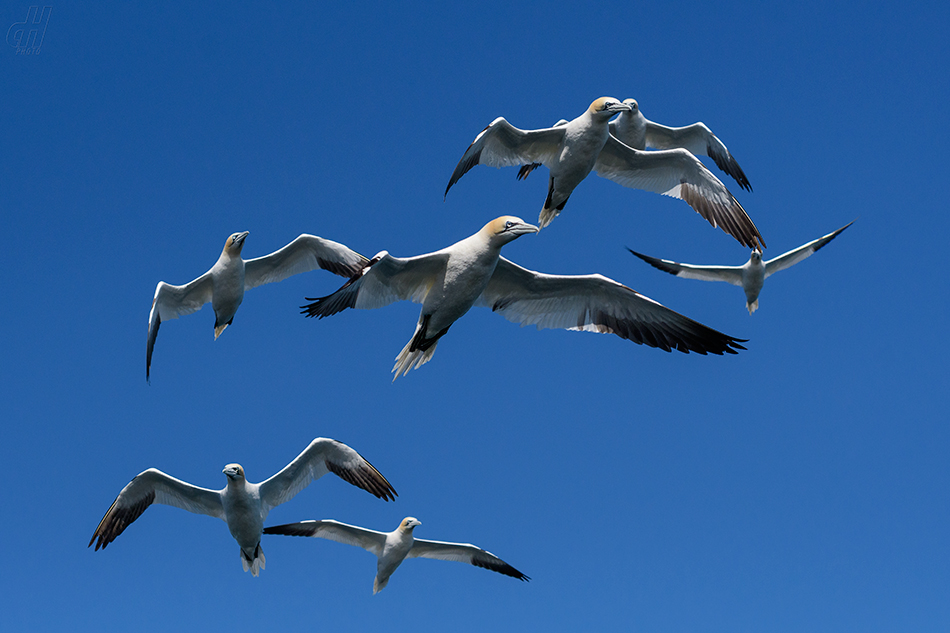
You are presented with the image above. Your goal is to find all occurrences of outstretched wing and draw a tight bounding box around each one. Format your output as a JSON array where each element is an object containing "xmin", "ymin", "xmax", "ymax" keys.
[
  {"xmin": 301, "ymin": 251, "xmax": 450, "ymax": 318},
  {"xmin": 89, "ymin": 468, "xmax": 224, "ymax": 550},
  {"xmin": 258, "ymin": 438, "xmax": 396, "ymax": 512},
  {"xmin": 644, "ymin": 119, "xmax": 751, "ymax": 191},
  {"xmin": 244, "ymin": 234, "xmax": 370, "ymax": 288},
  {"xmin": 628, "ymin": 248, "xmax": 745, "ymax": 286},
  {"xmin": 445, "ymin": 117, "xmax": 565, "ymax": 196},
  {"xmin": 764, "ymin": 221, "xmax": 853, "ymax": 278},
  {"xmin": 147, "ymin": 274, "xmax": 213, "ymax": 382},
  {"xmin": 263, "ymin": 519, "xmax": 387, "ymax": 557},
  {"xmin": 477, "ymin": 257, "xmax": 746, "ymax": 355},
  {"xmin": 410, "ymin": 537, "xmax": 529, "ymax": 581},
  {"xmin": 595, "ymin": 136, "xmax": 763, "ymax": 250}
]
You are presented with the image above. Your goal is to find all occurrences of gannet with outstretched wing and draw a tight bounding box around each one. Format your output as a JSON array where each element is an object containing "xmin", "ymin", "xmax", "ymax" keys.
[
  {"xmin": 446, "ymin": 98, "xmax": 763, "ymax": 249},
  {"xmin": 147, "ymin": 232, "xmax": 368, "ymax": 381},
  {"xmin": 89, "ymin": 438, "xmax": 396, "ymax": 576},
  {"xmin": 629, "ymin": 221, "xmax": 853, "ymax": 314},
  {"xmin": 610, "ymin": 99, "xmax": 751, "ymax": 191},
  {"xmin": 301, "ymin": 216, "xmax": 747, "ymax": 379},
  {"xmin": 264, "ymin": 517, "xmax": 528, "ymax": 593}
]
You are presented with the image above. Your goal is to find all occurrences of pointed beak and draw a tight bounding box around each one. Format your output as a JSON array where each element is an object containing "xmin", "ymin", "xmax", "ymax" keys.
[{"xmin": 234, "ymin": 231, "xmax": 249, "ymax": 247}]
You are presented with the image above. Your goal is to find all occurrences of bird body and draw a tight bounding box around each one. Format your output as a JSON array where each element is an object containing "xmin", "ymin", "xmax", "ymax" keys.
[
  {"xmin": 302, "ymin": 216, "xmax": 747, "ymax": 379},
  {"xmin": 263, "ymin": 517, "xmax": 529, "ymax": 593},
  {"xmin": 629, "ymin": 221, "xmax": 853, "ymax": 314},
  {"xmin": 447, "ymin": 98, "xmax": 763, "ymax": 249},
  {"xmin": 89, "ymin": 438, "xmax": 396, "ymax": 576},
  {"xmin": 147, "ymin": 231, "xmax": 369, "ymax": 381}
]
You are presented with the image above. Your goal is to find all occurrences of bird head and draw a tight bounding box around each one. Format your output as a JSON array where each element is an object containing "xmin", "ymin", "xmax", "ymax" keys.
[
  {"xmin": 589, "ymin": 97, "xmax": 632, "ymax": 121},
  {"xmin": 398, "ymin": 517, "xmax": 422, "ymax": 532},
  {"xmin": 222, "ymin": 463, "xmax": 246, "ymax": 481},
  {"xmin": 485, "ymin": 216, "xmax": 539, "ymax": 246},
  {"xmin": 622, "ymin": 98, "xmax": 639, "ymax": 115},
  {"xmin": 751, "ymin": 249, "xmax": 763, "ymax": 263},
  {"xmin": 224, "ymin": 231, "xmax": 249, "ymax": 256}
]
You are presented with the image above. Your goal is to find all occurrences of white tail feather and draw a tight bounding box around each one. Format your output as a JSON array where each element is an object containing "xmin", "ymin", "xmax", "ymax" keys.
[
  {"xmin": 240, "ymin": 547, "xmax": 266, "ymax": 577},
  {"xmin": 392, "ymin": 333, "xmax": 439, "ymax": 381}
]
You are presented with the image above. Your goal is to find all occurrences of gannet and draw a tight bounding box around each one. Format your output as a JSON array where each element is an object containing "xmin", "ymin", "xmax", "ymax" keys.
[
  {"xmin": 89, "ymin": 438, "xmax": 396, "ymax": 576},
  {"xmin": 301, "ymin": 216, "xmax": 747, "ymax": 379},
  {"xmin": 445, "ymin": 98, "xmax": 763, "ymax": 250},
  {"xmin": 610, "ymin": 99, "xmax": 751, "ymax": 191},
  {"xmin": 147, "ymin": 232, "xmax": 369, "ymax": 381},
  {"xmin": 629, "ymin": 221, "xmax": 853, "ymax": 314},
  {"xmin": 263, "ymin": 517, "xmax": 529, "ymax": 593},
  {"xmin": 520, "ymin": 99, "xmax": 752, "ymax": 191}
]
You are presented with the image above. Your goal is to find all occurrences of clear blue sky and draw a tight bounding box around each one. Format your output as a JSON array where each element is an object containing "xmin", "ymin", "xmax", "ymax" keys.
[{"xmin": 2, "ymin": 2, "xmax": 948, "ymax": 631}]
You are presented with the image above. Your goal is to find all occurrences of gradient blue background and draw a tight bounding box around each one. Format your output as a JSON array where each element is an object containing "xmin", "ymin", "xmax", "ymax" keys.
[{"xmin": 2, "ymin": 2, "xmax": 947, "ymax": 631}]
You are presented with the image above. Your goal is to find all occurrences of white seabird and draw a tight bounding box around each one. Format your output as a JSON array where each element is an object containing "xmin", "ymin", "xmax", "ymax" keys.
[
  {"xmin": 301, "ymin": 216, "xmax": 747, "ymax": 379},
  {"xmin": 610, "ymin": 99, "xmax": 751, "ymax": 191},
  {"xmin": 147, "ymin": 231, "xmax": 369, "ymax": 381},
  {"xmin": 89, "ymin": 438, "xmax": 396, "ymax": 576},
  {"xmin": 629, "ymin": 221, "xmax": 853, "ymax": 314},
  {"xmin": 263, "ymin": 517, "xmax": 529, "ymax": 593},
  {"xmin": 445, "ymin": 97, "xmax": 763, "ymax": 250}
]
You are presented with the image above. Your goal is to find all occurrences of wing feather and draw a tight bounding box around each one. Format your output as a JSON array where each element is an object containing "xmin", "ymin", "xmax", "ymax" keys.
[
  {"xmin": 263, "ymin": 519, "xmax": 387, "ymax": 556},
  {"xmin": 445, "ymin": 118, "xmax": 565, "ymax": 196},
  {"xmin": 628, "ymin": 248, "xmax": 745, "ymax": 286},
  {"xmin": 764, "ymin": 221, "xmax": 853, "ymax": 278},
  {"xmin": 301, "ymin": 251, "xmax": 449, "ymax": 318},
  {"xmin": 89, "ymin": 468, "xmax": 224, "ymax": 550},
  {"xmin": 258, "ymin": 438, "xmax": 396, "ymax": 512},
  {"xmin": 594, "ymin": 136, "xmax": 763, "ymax": 250},
  {"xmin": 644, "ymin": 120, "xmax": 751, "ymax": 191},
  {"xmin": 478, "ymin": 258, "xmax": 746, "ymax": 355},
  {"xmin": 243, "ymin": 234, "xmax": 369, "ymax": 289},
  {"xmin": 409, "ymin": 538, "xmax": 529, "ymax": 581},
  {"xmin": 147, "ymin": 275, "xmax": 213, "ymax": 382}
]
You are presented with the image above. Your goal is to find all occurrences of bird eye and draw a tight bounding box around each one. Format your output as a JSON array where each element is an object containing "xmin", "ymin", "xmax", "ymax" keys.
[{"xmin": 505, "ymin": 221, "xmax": 513, "ymax": 229}]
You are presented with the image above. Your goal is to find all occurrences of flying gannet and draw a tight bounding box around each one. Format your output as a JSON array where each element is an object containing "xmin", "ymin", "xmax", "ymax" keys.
[
  {"xmin": 520, "ymin": 99, "xmax": 751, "ymax": 191},
  {"xmin": 263, "ymin": 517, "xmax": 529, "ymax": 593},
  {"xmin": 147, "ymin": 232, "xmax": 369, "ymax": 381},
  {"xmin": 301, "ymin": 216, "xmax": 747, "ymax": 379},
  {"xmin": 445, "ymin": 97, "xmax": 763, "ymax": 250},
  {"xmin": 89, "ymin": 438, "xmax": 396, "ymax": 576},
  {"xmin": 629, "ymin": 221, "xmax": 853, "ymax": 314}
]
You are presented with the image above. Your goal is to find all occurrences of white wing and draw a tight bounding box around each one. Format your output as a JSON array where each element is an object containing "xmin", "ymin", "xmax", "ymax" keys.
[
  {"xmin": 301, "ymin": 251, "xmax": 450, "ymax": 317},
  {"xmin": 243, "ymin": 234, "xmax": 369, "ymax": 289},
  {"xmin": 409, "ymin": 537, "xmax": 529, "ymax": 580},
  {"xmin": 258, "ymin": 438, "xmax": 396, "ymax": 512},
  {"xmin": 764, "ymin": 221, "xmax": 853, "ymax": 278},
  {"xmin": 89, "ymin": 468, "xmax": 224, "ymax": 550},
  {"xmin": 594, "ymin": 135, "xmax": 763, "ymax": 250},
  {"xmin": 644, "ymin": 119, "xmax": 751, "ymax": 191},
  {"xmin": 262, "ymin": 519, "xmax": 387, "ymax": 557},
  {"xmin": 445, "ymin": 117, "xmax": 566, "ymax": 196},
  {"xmin": 147, "ymin": 274, "xmax": 213, "ymax": 382},
  {"xmin": 628, "ymin": 248, "xmax": 745, "ymax": 286},
  {"xmin": 477, "ymin": 257, "xmax": 746, "ymax": 355}
]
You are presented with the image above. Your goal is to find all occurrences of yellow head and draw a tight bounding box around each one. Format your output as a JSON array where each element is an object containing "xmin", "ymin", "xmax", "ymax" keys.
[
  {"xmin": 398, "ymin": 517, "xmax": 422, "ymax": 532},
  {"xmin": 482, "ymin": 216, "xmax": 539, "ymax": 244},
  {"xmin": 223, "ymin": 231, "xmax": 249, "ymax": 256},
  {"xmin": 588, "ymin": 97, "xmax": 631, "ymax": 119},
  {"xmin": 222, "ymin": 463, "xmax": 246, "ymax": 481}
]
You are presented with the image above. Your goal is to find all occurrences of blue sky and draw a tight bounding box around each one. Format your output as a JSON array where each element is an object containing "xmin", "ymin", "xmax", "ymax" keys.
[{"xmin": 2, "ymin": 1, "xmax": 948, "ymax": 631}]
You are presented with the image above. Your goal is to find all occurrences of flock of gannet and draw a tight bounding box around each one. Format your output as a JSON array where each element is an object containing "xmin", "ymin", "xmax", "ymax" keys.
[{"xmin": 90, "ymin": 95, "xmax": 852, "ymax": 593}]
